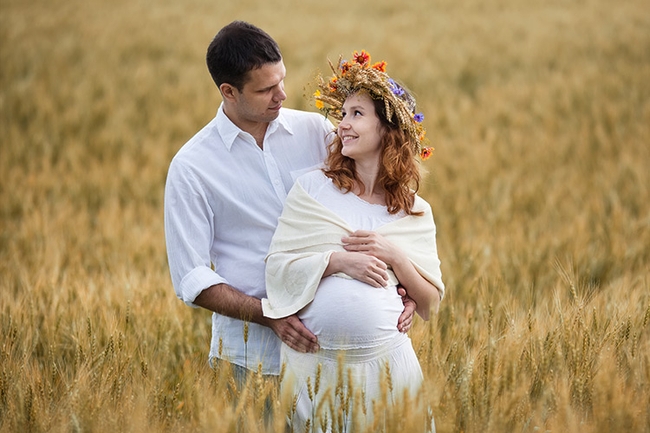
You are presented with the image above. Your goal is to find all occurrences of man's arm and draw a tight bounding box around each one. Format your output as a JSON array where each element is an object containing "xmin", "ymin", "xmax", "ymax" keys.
[
  {"xmin": 194, "ymin": 283, "xmax": 319, "ymax": 353},
  {"xmin": 165, "ymin": 160, "xmax": 319, "ymax": 353}
]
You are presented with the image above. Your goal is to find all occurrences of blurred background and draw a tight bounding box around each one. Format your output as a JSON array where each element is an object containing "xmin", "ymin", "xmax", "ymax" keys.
[{"xmin": 1, "ymin": 0, "xmax": 649, "ymax": 431}]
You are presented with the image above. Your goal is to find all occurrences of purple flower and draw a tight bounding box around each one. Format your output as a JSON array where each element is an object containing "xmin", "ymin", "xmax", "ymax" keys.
[
  {"xmin": 388, "ymin": 78, "xmax": 404, "ymax": 96},
  {"xmin": 414, "ymin": 113, "xmax": 424, "ymax": 123}
]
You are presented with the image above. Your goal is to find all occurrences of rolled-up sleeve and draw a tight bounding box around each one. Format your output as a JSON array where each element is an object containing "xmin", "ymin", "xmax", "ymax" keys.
[{"xmin": 164, "ymin": 158, "xmax": 228, "ymax": 307}]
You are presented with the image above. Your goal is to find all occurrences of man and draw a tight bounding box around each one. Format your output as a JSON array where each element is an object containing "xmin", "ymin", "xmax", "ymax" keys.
[{"xmin": 164, "ymin": 21, "xmax": 414, "ymax": 379}]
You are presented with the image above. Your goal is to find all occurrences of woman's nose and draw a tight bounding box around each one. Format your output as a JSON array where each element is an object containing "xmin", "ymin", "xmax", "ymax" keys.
[{"xmin": 337, "ymin": 122, "xmax": 349, "ymax": 136}]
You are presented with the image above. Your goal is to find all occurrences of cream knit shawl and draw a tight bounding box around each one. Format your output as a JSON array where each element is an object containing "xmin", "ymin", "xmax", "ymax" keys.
[{"xmin": 261, "ymin": 181, "xmax": 444, "ymax": 319}]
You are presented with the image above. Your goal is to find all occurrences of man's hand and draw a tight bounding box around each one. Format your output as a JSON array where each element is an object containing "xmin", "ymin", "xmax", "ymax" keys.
[
  {"xmin": 267, "ymin": 314, "xmax": 319, "ymax": 353},
  {"xmin": 194, "ymin": 284, "xmax": 320, "ymax": 352},
  {"xmin": 397, "ymin": 286, "xmax": 417, "ymax": 333}
]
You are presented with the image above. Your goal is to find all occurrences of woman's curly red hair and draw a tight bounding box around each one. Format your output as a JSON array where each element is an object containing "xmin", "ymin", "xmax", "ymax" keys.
[{"xmin": 322, "ymin": 95, "xmax": 423, "ymax": 216}]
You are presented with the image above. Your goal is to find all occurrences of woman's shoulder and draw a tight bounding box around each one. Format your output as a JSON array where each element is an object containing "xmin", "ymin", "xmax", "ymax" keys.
[
  {"xmin": 296, "ymin": 168, "xmax": 329, "ymax": 189},
  {"xmin": 294, "ymin": 168, "xmax": 342, "ymax": 204},
  {"xmin": 412, "ymin": 193, "xmax": 433, "ymax": 215}
]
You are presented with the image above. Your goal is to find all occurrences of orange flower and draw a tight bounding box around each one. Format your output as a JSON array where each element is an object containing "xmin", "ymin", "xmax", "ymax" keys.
[
  {"xmin": 371, "ymin": 61, "xmax": 386, "ymax": 72},
  {"xmin": 352, "ymin": 50, "xmax": 371, "ymax": 66},
  {"xmin": 329, "ymin": 76, "xmax": 338, "ymax": 90},
  {"xmin": 420, "ymin": 147, "xmax": 434, "ymax": 160},
  {"xmin": 340, "ymin": 62, "xmax": 351, "ymax": 74}
]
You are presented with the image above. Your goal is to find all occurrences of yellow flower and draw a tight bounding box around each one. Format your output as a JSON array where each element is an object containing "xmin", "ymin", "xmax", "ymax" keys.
[{"xmin": 313, "ymin": 90, "xmax": 324, "ymax": 109}]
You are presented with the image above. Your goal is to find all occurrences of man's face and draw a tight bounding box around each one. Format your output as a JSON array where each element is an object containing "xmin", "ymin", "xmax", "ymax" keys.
[{"xmin": 231, "ymin": 61, "xmax": 287, "ymax": 126}]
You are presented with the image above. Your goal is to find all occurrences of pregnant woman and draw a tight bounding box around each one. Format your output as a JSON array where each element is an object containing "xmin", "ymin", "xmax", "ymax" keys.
[{"xmin": 262, "ymin": 51, "xmax": 445, "ymax": 431}]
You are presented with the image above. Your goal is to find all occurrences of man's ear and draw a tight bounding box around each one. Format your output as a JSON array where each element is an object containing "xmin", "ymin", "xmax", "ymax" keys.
[{"xmin": 219, "ymin": 83, "xmax": 238, "ymax": 102}]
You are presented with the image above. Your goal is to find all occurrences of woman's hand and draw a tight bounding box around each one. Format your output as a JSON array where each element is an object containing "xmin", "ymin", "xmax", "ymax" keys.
[
  {"xmin": 342, "ymin": 230, "xmax": 439, "ymax": 320},
  {"xmin": 326, "ymin": 251, "xmax": 389, "ymax": 288},
  {"xmin": 341, "ymin": 230, "xmax": 405, "ymax": 266}
]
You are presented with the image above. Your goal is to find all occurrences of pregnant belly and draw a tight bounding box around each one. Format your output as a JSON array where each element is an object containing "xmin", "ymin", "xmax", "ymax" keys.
[{"xmin": 298, "ymin": 275, "xmax": 403, "ymax": 349}]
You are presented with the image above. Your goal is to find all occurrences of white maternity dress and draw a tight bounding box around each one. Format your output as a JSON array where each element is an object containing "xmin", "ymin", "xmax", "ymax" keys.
[{"xmin": 263, "ymin": 170, "xmax": 444, "ymax": 432}]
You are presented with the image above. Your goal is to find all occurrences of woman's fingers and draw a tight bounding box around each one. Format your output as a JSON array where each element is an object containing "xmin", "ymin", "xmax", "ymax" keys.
[{"xmin": 365, "ymin": 262, "xmax": 389, "ymax": 287}]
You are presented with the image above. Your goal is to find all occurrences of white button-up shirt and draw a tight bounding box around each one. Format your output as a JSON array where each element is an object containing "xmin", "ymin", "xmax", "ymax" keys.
[{"xmin": 164, "ymin": 104, "xmax": 333, "ymax": 374}]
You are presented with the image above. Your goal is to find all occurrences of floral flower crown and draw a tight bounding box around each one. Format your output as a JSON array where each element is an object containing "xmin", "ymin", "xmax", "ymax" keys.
[{"xmin": 313, "ymin": 50, "xmax": 433, "ymax": 160}]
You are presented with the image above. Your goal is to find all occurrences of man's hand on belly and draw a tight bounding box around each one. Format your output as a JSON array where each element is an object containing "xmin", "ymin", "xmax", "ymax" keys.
[{"xmin": 266, "ymin": 314, "xmax": 320, "ymax": 353}]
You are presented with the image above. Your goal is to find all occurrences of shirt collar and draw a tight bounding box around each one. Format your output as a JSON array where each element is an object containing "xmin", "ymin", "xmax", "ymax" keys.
[{"xmin": 216, "ymin": 103, "xmax": 294, "ymax": 151}]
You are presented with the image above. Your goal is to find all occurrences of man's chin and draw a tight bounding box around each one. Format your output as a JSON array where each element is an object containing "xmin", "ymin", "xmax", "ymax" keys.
[{"xmin": 265, "ymin": 109, "xmax": 281, "ymax": 121}]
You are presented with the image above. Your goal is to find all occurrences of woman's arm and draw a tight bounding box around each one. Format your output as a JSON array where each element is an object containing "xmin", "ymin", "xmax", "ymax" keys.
[
  {"xmin": 341, "ymin": 231, "xmax": 441, "ymax": 320},
  {"xmin": 323, "ymin": 251, "xmax": 390, "ymax": 288}
]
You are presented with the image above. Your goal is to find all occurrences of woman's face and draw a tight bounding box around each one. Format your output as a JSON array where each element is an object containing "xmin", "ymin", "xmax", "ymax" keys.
[{"xmin": 337, "ymin": 92, "xmax": 384, "ymax": 163}]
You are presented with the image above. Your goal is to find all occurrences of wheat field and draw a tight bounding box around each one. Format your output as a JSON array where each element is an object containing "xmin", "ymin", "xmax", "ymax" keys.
[{"xmin": 1, "ymin": 0, "xmax": 649, "ymax": 431}]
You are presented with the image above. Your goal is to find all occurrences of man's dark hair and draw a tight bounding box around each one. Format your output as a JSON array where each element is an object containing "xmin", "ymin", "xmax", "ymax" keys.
[{"xmin": 206, "ymin": 21, "xmax": 282, "ymax": 91}]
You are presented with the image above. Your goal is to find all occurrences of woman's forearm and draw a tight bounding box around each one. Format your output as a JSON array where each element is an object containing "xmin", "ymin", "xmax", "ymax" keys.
[
  {"xmin": 323, "ymin": 251, "xmax": 390, "ymax": 289},
  {"xmin": 389, "ymin": 253, "xmax": 441, "ymax": 320},
  {"xmin": 323, "ymin": 251, "xmax": 345, "ymax": 277}
]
